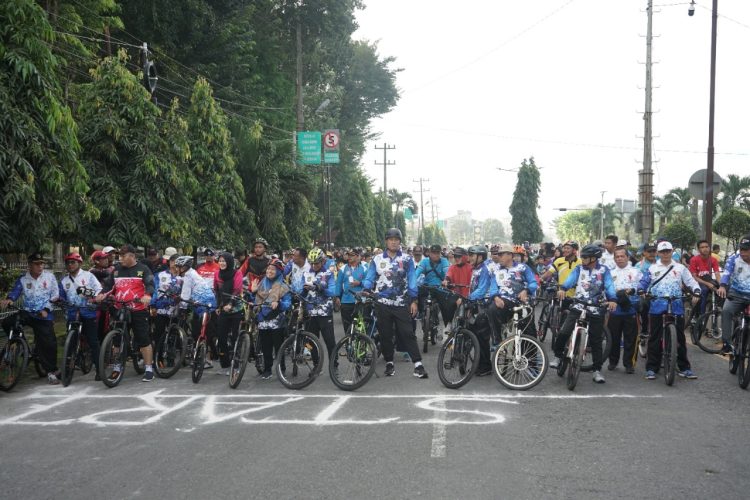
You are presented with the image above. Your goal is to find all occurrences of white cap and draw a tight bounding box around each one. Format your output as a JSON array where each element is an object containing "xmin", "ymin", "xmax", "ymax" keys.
[
  {"xmin": 164, "ymin": 247, "xmax": 178, "ymax": 258},
  {"xmin": 616, "ymin": 239, "xmax": 628, "ymax": 247},
  {"xmin": 657, "ymin": 241, "xmax": 673, "ymax": 252},
  {"xmin": 102, "ymin": 245, "xmax": 115, "ymax": 254}
]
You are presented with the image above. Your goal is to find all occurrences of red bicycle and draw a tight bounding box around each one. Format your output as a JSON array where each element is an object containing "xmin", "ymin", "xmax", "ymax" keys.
[{"xmin": 179, "ymin": 298, "xmax": 214, "ymax": 384}]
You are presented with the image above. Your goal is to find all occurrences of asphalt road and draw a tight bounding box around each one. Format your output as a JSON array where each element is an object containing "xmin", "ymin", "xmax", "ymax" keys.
[{"xmin": 1, "ymin": 314, "xmax": 749, "ymax": 500}]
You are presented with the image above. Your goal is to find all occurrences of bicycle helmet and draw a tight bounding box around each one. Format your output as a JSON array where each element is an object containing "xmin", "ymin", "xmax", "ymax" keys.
[
  {"xmin": 580, "ymin": 244, "xmax": 603, "ymax": 259},
  {"xmin": 253, "ymin": 237, "xmax": 269, "ymax": 248},
  {"xmin": 384, "ymin": 227, "xmax": 402, "ymax": 241},
  {"xmin": 468, "ymin": 245, "xmax": 488, "ymax": 259},
  {"xmin": 563, "ymin": 240, "xmax": 579, "ymax": 250},
  {"xmin": 308, "ymin": 247, "xmax": 325, "ymax": 264},
  {"xmin": 513, "ymin": 245, "xmax": 527, "ymax": 256},
  {"xmin": 175, "ymin": 255, "xmax": 194, "ymax": 268},
  {"xmin": 268, "ymin": 258, "xmax": 284, "ymax": 273},
  {"xmin": 64, "ymin": 252, "xmax": 83, "ymax": 263}
]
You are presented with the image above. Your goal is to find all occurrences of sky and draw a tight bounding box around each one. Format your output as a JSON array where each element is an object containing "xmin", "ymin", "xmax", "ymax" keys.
[{"xmin": 353, "ymin": 0, "xmax": 749, "ymax": 239}]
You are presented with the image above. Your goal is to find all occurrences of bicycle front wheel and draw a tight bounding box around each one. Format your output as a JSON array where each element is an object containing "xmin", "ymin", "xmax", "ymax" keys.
[
  {"xmin": 275, "ymin": 332, "xmax": 324, "ymax": 390},
  {"xmin": 99, "ymin": 329, "xmax": 126, "ymax": 388},
  {"xmin": 0, "ymin": 338, "xmax": 29, "ymax": 391},
  {"xmin": 253, "ymin": 332, "xmax": 265, "ymax": 374},
  {"xmin": 494, "ymin": 334, "xmax": 548, "ymax": 390},
  {"xmin": 329, "ymin": 333, "xmax": 376, "ymax": 391},
  {"xmin": 739, "ymin": 326, "xmax": 750, "ymax": 390},
  {"xmin": 696, "ymin": 312, "xmax": 723, "ymax": 354},
  {"xmin": 191, "ymin": 341, "xmax": 207, "ymax": 384},
  {"xmin": 155, "ymin": 326, "xmax": 186, "ymax": 379},
  {"xmin": 61, "ymin": 328, "xmax": 79, "ymax": 387},
  {"xmin": 229, "ymin": 332, "xmax": 250, "ymax": 389},
  {"xmin": 437, "ymin": 329, "xmax": 479, "ymax": 389},
  {"xmin": 566, "ymin": 331, "xmax": 584, "ymax": 391},
  {"xmin": 664, "ymin": 324, "xmax": 677, "ymax": 386}
]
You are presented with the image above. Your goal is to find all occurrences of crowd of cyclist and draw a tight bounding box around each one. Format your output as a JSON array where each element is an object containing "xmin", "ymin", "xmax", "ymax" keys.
[{"xmin": 2, "ymin": 227, "xmax": 749, "ymax": 388}]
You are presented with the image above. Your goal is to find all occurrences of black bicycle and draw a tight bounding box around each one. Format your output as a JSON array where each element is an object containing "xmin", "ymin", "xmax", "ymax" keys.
[
  {"xmin": 275, "ymin": 293, "xmax": 325, "ymax": 389},
  {"xmin": 221, "ymin": 293, "xmax": 262, "ymax": 389},
  {"xmin": 694, "ymin": 288, "xmax": 724, "ymax": 354},
  {"xmin": 329, "ymin": 292, "xmax": 378, "ymax": 391},
  {"xmin": 60, "ymin": 299, "xmax": 98, "ymax": 387},
  {"xmin": 557, "ymin": 298, "xmax": 607, "ymax": 391},
  {"xmin": 728, "ymin": 295, "xmax": 750, "ymax": 389},
  {"xmin": 419, "ymin": 285, "xmax": 442, "ymax": 353},
  {"xmin": 152, "ymin": 292, "xmax": 189, "ymax": 379},
  {"xmin": 535, "ymin": 284, "xmax": 558, "ymax": 342},
  {"xmin": 0, "ymin": 306, "xmax": 48, "ymax": 391},
  {"xmin": 436, "ymin": 286, "xmax": 481, "ymax": 389},
  {"xmin": 98, "ymin": 298, "xmax": 147, "ymax": 387},
  {"xmin": 643, "ymin": 293, "xmax": 696, "ymax": 386}
]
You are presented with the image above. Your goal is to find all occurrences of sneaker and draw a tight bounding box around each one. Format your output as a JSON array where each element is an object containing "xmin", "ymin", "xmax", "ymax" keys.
[
  {"xmin": 678, "ymin": 369, "xmax": 697, "ymax": 379},
  {"xmin": 142, "ymin": 371, "xmax": 154, "ymax": 382},
  {"xmin": 593, "ymin": 371, "xmax": 605, "ymax": 384},
  {"xmin": 721, "ymin": 342, "xmax": 734, "ymax": 356},
  {"xmin": 203, "ymin": 361, "xmax": 214, "ymax": 369},
  {"xmin": 475, "ymin": 367, "xmax": 492, "ymax": 377},
  {"xmin": 607, "ymin": 362, "xmax": 617, "ymax": 371},
  {"xmin": 645, "ymin": 370, "xmax": 656, "ymax": 380},
  {"xmin": 413, "ymin": 365, "xmax": 428, "ymax": 379},
  {"xmin": 384, "ymin": 362, "xmax": 395, "ymax": 376},
  {"xmin": 625, "ymin": 366, "xmax": 635, "ymax": 374},
  {"xmin": 549, "ymin": 357, "xmax": 561, "ymax": 369},
  {"xmin": 216, "ymin": 367, "xmax": 230, "ymax": 376},
  {"xmin": 260, "ymin": 371, "xmax": 273, "ymax": 380},
  {"xmin": 47, "ymin": 372, "xmax": 60, "ymax": 385}
]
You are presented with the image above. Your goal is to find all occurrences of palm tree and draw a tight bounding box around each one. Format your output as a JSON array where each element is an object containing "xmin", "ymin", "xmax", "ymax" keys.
[
  {"xmin": 387, "ymin": 188, "xmax": 416, "ymax": 215},
  {"xmin": 665, "ymin": 187, "xmax": 700, "ymax": 233},
  {"xmin": 591, "ymin": 203, "xmax": 622, "ymax": 239},
  {"xmin": 654, "ymin": 194, "xmax": 678, "ymax": 230},
  {"xmin": 719, "ymin": 174, "xmax": 750, "ymax": 212}
]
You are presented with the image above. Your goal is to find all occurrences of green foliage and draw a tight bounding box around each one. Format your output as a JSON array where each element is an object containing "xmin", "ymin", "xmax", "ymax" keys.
[
  {"xmin": 418, "ymin": 224, "xmax": 447, "ymax": 247},
  {"xmin": 337, "ymin": 174, "xmax": 376, "ymax": 247},
  {"xmin": 373, "ymin": 195, "xmax": 392, "ymax": 243},
  {"xmin": 449, "ymin": 219, "xmax": 473, "ymax": 244},
  {"xmin": 509, "ymin": 157, "xmax": 543, "ymax": 244},
  {"xmin": 482, "ymin": 219, "xmax": 506, "ymax": 243},
  {"xmin": 555, "ymin": 210, "xmax": 593, "ymax": 244},
  {"xmin": 590, "ymin": 203, "xmax": 622, "ymax": 239},
  {"xmin": 660, "ymin": 220, "xmax": 698, "ymax": 251},
  {"xmin": 393, "ymin": 211, "xmax": 407, "ymax": 240},
  {"xmin": 714, "ymin": 208, "xmax": 750, "ymax": 251}
]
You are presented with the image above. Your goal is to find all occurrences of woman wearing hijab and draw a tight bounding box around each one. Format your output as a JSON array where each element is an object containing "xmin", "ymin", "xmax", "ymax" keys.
[
  {"xmin": 214, "ymin": 252, "xmax": 244, "ymax": 376},
  {"xmin": 254, "ymin": 258, "xmax": 292, "ymax": 379}
]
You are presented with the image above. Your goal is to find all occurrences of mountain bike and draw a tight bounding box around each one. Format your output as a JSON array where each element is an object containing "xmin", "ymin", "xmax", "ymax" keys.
[
  {"xmin": 178, "ymin": 298, "xmax": 214, "ymax": 384},
  {"xmin": 60, "ymin": 299, "xmax": 98, "ymax": 387},
  {"xmin": 644, "ymin": 293, "xmax": 695, "ymax": 386},
  {"xmin": 275, "ymin": 293, "xmax": 324, "ymax": 389},
  {"xmin": 581, "ymin": 316, "xmax": 612, "ymax": 373},
  {"xmin": 493, "ymin": 303, "xmax": 548, "ymax": 390},
  {"xmin": 419, "ymin": 285, "xmax": 442, "ymax": 353},
  {"xmin": 151, "ymin": 293, "xmax": 189, "ymax": 379},
  {"xmin": 535, "ymin": 284, "xmax": 558, "ymax": 342},
  {"xmin": 694, "ymin": 289, "xmax": 724, "ymax": 354},
  {"xmin": 727, "ymin": 295, "xmax": 750, "ymax": 389},
  {"xmin": 329, "ymin": 292, "xmax": 377, "ymax": 391},
  {"xmin": 221, "ymin": 293, "xmax": 261, "ymax": 389},
  {"xmin": 98, "ymin": 298, "xmax": 148, "ymax": 387},
  {"xmin": 0, "ymin": 306, "xmax": 50, "ymax": 391},
  {"xmin": 436, "ymin": 286, "xmax": 481, "ymax": 389},
  {"xmin": 557, "ymin": 298, "xmax": 606, "ymax": 391}
]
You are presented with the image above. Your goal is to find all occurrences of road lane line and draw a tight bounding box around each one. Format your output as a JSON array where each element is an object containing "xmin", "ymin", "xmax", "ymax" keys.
[{"xmin": 430, "ymin": 399, "xmax": 447, "ymax": 458}]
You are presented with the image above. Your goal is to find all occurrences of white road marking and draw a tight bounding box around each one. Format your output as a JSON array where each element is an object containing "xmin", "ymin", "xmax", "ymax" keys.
[{"xmin": 430, "ymin": 399, "xmax": 447, "ymax": 458}]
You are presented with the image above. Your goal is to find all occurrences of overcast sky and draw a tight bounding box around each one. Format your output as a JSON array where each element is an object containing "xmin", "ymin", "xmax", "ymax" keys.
[{"xmin": 353, "ymin": 0, "xmax": 749, "ymax": 238}]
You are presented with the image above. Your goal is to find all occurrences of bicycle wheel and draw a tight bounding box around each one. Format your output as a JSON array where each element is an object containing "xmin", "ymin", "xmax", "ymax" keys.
[
  {"xmin": 191, "ymin": 341, "xmax": 206, "ymax": 384},
  {"xmin": 99, "ymin": 329, "xmax": 126, "ymax": 388},
  {"xmin": 275, "ymin": 331, "xmax": 324, "ymax": 390},
  {"xmin": 79, "ymin": 338, "xmax": 93, "ymax": 375},
  {"xmin": 329, "ymin": 333, "xmax": 376, "ymax": 391},
  {"xmin": 422, "ymin": 307, "xmax": 430, "ymax": 354},
  {"xmin": 253, "ymin": 332, "xmax": 264, "ymax": 374},
  {"xmin": 566, "ymin": 330, "xmax": 583, "ymax": 391},
  {"xmin": 0, "ymin": 338, "xmax": 29, "ymax": 391},
  {"xmin": 229, "ymin": 332, "xmax": 250, "ymax": 389},
  {"xmin": 131, "ymin": 342, "xmax": 146, "ymax": 375},
  {"xmin": 664, "ymin": 324, "xmax": 677, "ymax": 386},
  {"xmin": 696, "ymin": 311, "xmax": 723, "ymax": 354},
  {"xmin": 33, "ymin": 355, "xmax": 46, "ymax": 378},
  {"xmin": 537, "ymin": 302, "xmax": 550, "ymax": 342},
  {"xmin": 437, "ymin": 329, "xmax": 480, "ymax": 389},
  {"xmin": 61, "ymin": 328, "xmax": 79, "ymax": 387},
  {"xmin": 493, "ymin": 334, "xmax": 548, "ymax": 390},
  {"xmin": 154, "ymin": 326, "xmax": 185, "ymax": 379},
  {"xmin": 549, "ymin": 306, "xmax": 561, "ymax": 348},
  {"xmin": 581, "ymin": 326, "xmax": 611, "ymax": 372},
  {"xmin": 739, "ymin": 326, "xmax": 750, "ymax": 390}
]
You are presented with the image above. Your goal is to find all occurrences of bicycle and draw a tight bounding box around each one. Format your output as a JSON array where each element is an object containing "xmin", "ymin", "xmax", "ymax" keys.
[
  {"xmin": 98, "ymin": 298, "xmax": 149, "ymax": 387},
  {"xmin": 152, "ymin": 292, "xmax": 188, "ymax": 379},
  {"xmin": 493, "ymin": 303, "xmax": 548, "ymax": 390},
  {"xmin": 59, "ymin": 299, "xmax": 98, "ymax": 387},
  {"xmin": 436, "ymin": 286, "xmax": 481, "ymax": 389},
  {"xmin": 0, "ymin": 306, "xmax": 49, "ymax": 391},
  {"xmin": 694, "ymin": 289, "xmax": 724, "ymax": 354},
  {"xmin": 419, "ymin": 285, "xmax": 442, "ymax": 353},
  {"xmin": 727, "ymin": 295, "xmax": 750, "ymax": 389},
  {"xmin": 557, "ymin": 298, "xmax": 606, "ymax": 391},
  {"xmin": 643, "ymin": 293, "xmax": 695, "ymax": 386},
  {"xmin": 178, "ymin": 298, "xmax": 214, "ymax": 384},
  {"xmin": 221, "ymin": 293, "xmax": 261, "ymax": 389},
  {"xmin": 329, "ymin": 292, "xmax": 378, "ymax": 391},
  {"xmin": 274, "ymin": 293, "xmax": 324, "ymax": 389},
  {"xmin": 535, "ymin": 284, "xmax": 558, "ymax": 342}
]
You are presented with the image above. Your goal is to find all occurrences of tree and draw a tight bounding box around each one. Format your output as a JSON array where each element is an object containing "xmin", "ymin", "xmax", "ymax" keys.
[
  {"xmin": 393, "ymin": 211, "xmax": 407, "ymax": 241},
  {"xmin": 449, "ymin": 219, "xmax": 473, "ymax": 244},
  {"xmin": 373, "ymin": 195, "xmax": 392, "ymax": 244},
  {"xmin": 654, "ymin": 194, "xmax": 679, "ymax": 231},
  {"xmin": 0, "ymin": 0, "xmax": 95, "ymax": 251},
  {"xmin": 418, "ymin": 224, "xmax": 447, "ymax": 247},
  {"xmin": 388, "ymin": 188, "xmax": 415, "ymax": 215},
  {"xmin": 660, "ymin": 221, "xmax": 698, "ymax": 251},
  {"xmin": 719, "ymin": 174, "xmax": 750, "ymax": 212},
  {"xmin": 482, "ymin": 219, "xmax": 506, "ymax": 243},
  {"xmin": 590, "ymin": 203, "xmax": 622, "ymax": 240},
  {"xmin": 666, "ymin": 187, "xmax": 700, "ymax": 233},
  {"xmin": 555, "ymin": 211, "xmax": 593, "ymax": 244},
  {"xmin": 714, "ymin": 208, "xmax": 750, "ymax": 253},
  {"xmin": 509, "ymin": 157, "xmax": 543, "ymax": 243},
  {"xmin": 337, "ymin": 174, "xmax": 376, "ymax": 247}
]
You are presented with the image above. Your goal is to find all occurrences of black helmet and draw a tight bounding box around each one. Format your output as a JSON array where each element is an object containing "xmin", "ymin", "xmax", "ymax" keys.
[
  {"xmin": 385, "ymin": 228, "xmax": 402, "ymax": 241},
  {"xmin": 580, "ymin": 244, "xmax": 603, "ymax": 259},
  {"xmin": 468, "ymin": 245, "xmax": 488, "ymax": 259},
  {"xmin": 453, "ymin": 246, "xmax": 467, "ymax": 257},
  {"xmin": 253, "ymin": 237, "xmax": 268, "ymax": 248},
  {"xmin": 563, "ymin": 240, "xmax": 579, "ymax": 250}
]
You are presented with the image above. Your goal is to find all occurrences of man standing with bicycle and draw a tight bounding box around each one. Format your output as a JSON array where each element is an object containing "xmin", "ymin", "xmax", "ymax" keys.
[
  {"xmin": 717, "ymin": 235, "xmax": 750, "ymax": 355},
  {"xmin": 362, "ymin": 228, "xmax": 428, "ymax": 379},
  {"xmin": 638, "ymin": 240, "xmax": 701, "ymax": 380},
  {"xmin": 335, "ymin": 247, "xmax": 367, "ymax": 335},
  {"xmin": 415, "ymin": 244, "xmax": 451, "ymax": 337},
  {"xmin": 689, "ymin": 239, "xmax": 721, "ymax": 325},
  {"xmin": 608, "ymin": 248, "xmax": 642, "ymax": 374},
  {"xmin": 488, "ymin": 243, "xmax": 537, "ymax": 345},
  {"xmin": 549, "ymin": 244, "xmax": 617, "ymax": 384},
  {"xmin": 1, "ymin": 253, "xmax": 61, "ymax": 384}
]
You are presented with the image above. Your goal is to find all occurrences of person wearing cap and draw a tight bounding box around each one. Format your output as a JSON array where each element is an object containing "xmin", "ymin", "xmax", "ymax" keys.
[
  {"xmin": 638, "ymin": 240, "xmax": 701, "ymax": 380},
  {"xmin": 335, "ymin": 247, "xmax": 368, "ymax": 335},
  {"xmin": 412, "ymin": 245, "xmax": 424, "ymax": 265},
  {"xmin": 635, "ymin": 242, "xmax": 658, "ymax": 337},
  {"xmin": 362, "ymin": 228, "xmax": 428, "ymax": 379},
  {"xmin": 194, "ymin": 249, "xmax": 220, "ymax": 367},
  {"xmin": 415, "ymin": 244, "xmax": 451, "ymax": 337},
  {"xmin": 1, "ymin": 253, "xmax": 61, "ymax": 384},
  {"xmin": 90, "ymin": 251, "xmax": 112, "ymax": 284},
  {"xmin": 175, "ymin": 254, "xmax": 217, "ymax": 370},
  {"xmin": 299, "ymin": 248, "xmax": 337, "ymax": 358},
  {"xmin": 144, "ymin": 248, "xmax": 169, "ymax": 276},
  {"xmin": 102, "ymin": 245, "xmax": 118, "ymax": 268},
  {"xmin": 149, "ymin": 253, "xmax": 183, "ymax": 359},
  {"xmin": 234, "ymin": 248, "xmax": 248, "ymax": 271},
  {"xmin": 444, "ymin": 247, "xmax": 472, "ymax": 299},
  {"xmin": 60, "ymin": 252, "xmax": 103, "ymax": 378},
  {"xmin": 283, "ymin": 248, "xmax": 310, "ymax": 295},
  {"xmin": 164, "ymin": 247, "xmax": 178, "ymax": 259},
  {"xmin": 607, "ymin": 247, "xmax": 643, "ymax": 374},
  {"xmin": 717, "ymin": 234, "xmax": 750, "ymax": 355}
]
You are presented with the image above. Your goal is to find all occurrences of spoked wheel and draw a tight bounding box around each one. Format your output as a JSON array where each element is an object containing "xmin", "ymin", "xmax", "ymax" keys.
[
  {"xmin": 493, "ymin": 334, "xmax": 548, "ymax": 390},
  {"xmin": 638, "ymin": 333, "xmax": 649, "ymax": 358},
  {"xmin": 437, "ymin": 329, "xmax": 480, "ymax": 389},
  {"xmin": 739, "ymin": 327, "xmax": 750, "ymax": 390},
  {"xmin": 730, "ymin": 328, "xmax": 740, "ymax": 375},
  {"xmin": 155, "ymin": 327, "xmax": 185, "ymax": 379},
  {"xmin": 696, "ymin": 312, "xmax": 723, "ymax": 354},
  {"xmin": 329, "ymin": 333, "xmax": 376, "ymax": 391},
  {"xmin": 252, "ymin": 332, "xmax": 265, "ymax": 374},
  {"xmin": 275, "ymin": 332, "xmax": 324, "ymax": 390},
  {"xmin": 99, "ymin": 329, "xmax": 126, "ymax": 388},
  {"xmin": 61, "ymin": 329, "xmax": 79, "ymax": 387},
  {"xmin": 430, "ymin": 304, "xmax": 441, "ymax": 345},
  {"xmin": 191, "ymin": 341, "xmax": 207, "ymax": 384},
  {"xmin": 0, "ymin": 338, "xmax": 29, "ymax": 391},
  {"xmin": 664, "ymin": 324, "xmax": 677, "ymax": 386},
  {"xmin": 229, "ymin": 332, "xmax": 250, "ymax": 389},
  {"xmin": 549, "ymin": 306, "xmax": 562, "ymax": 350},
  {"xmin": 566, "ymin": 331, "xmax": 584, "ymax": 391},
  {"xmin": 581, "ymin": 326, "xmax": 611, "ymax": 372}
]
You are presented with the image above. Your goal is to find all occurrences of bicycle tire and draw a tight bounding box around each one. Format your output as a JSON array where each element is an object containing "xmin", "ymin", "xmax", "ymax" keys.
[
  {"xmin": 696, "ymin": 311, "xmax": 723, "ymax": 354},
  {"xmin": 131, "ymin": 343, "xmax": 147, "ymax": 375},
  {"xmin": 581, "ymin": 325, "xmax": 611, "ymax": 372},
  {"xmin": 566, "ymin": 330, "xmax": 583, "ymax": 391},
  {"xmin": 275, "ymin": 331, "xmax": 324, "ymax": 390},
  {"xmin": 253, "ymin": 331, "xmax": 264, "ymax": 374},
  {"xmin": 99, "ymin": 329, "xmax": 126, "ymax": 388},
  {"xmin": 229, "ymin": 332, "xmax": 250, "ymax": 389},
  {"xmin": 191, "ymin": 341, "xmax": 206, "ymax": 384},
  {"xmin": 537, "ymin": 302, "xmax": 550, "ymax": 342},
  {"xmin": 329, "ymin": 333, "xmax": 376, "ymax": 391},
  {"xmin": 79, "ymin": 339, "xmax": 93, "ymax": 375},
  {"xmin": 0, "ymin": 338, "xmax": 29, "ymax": 391},
  {"xmin": 664, "ymin": 324, "xmax": 677, "ymax": 386},
  {"xmin": 437, "ymin": 328, "xmax": 479, "ymax": 389},
  {"xmin": 739, "ymin": 326, "xmax": 750, "ymax": 390},
  {"xmin": 33, "ymin": 357, "xmax": 46, "ymax": 378},
  {"xmin": 493, "ymin": 334, "xmax": 548, "ymax": 390},
  {"xmin": 729, "ymin": 327, "xmax": 740, "ymax": 375},
  {"xmin": 61, "ymin": 328, "xmax": 79, "ymax": 387},
  {"xmin": 154, "ymin": 326, "xmax": 185, "ymax": 379},
  {"xmin": 422, "ymin": 306, "xmax": 430, "ymax": 354}
]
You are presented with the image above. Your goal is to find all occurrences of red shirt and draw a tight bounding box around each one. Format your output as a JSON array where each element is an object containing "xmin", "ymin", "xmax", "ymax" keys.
[
  {"xmin": 196, "ymin": 261, "xmax": 220, "ymax": 281},
  {"xmin": 689, "ymin": 254, "xmax": 719, "ymax": 279},
  {"xmin": 446, "ymin": 259, "xmax": 472, "ymax": 298}
]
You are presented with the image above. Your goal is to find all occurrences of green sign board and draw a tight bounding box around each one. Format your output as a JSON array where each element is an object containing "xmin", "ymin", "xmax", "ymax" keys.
[
  {"xmin": 437, "ymin": 220, "xmax": 445, "ymax": 230},
  {"xmin": 297, "ymin": 131, "xmax": 321, "ymax": 164},
  {"xmin": 403, "ymin": 207, "xmax": 413, "ymax": 220}
]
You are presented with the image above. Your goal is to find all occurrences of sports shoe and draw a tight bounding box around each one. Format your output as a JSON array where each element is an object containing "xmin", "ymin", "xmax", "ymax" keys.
[
  {"xmin": 607, "ymin": 362, "xmax": 617, "ymax": 371},
  {"xmin": 203, "ymin": 360, "xmax": 214, "ymax": 369},
  {"xmin": 475, "ymin": 367, "xmax": 492, "ymax": 377},
  {"xmin": 678, "ymin": 369, "xmax": 697, "ymax": 379},
  {"xmin": 260, "ymin": 370, "xmax": 273, "ymax": 380},
  {"xmin": 625, "ymin": 366, "xmax": 635, "ymax": 374},
  {"xmin": 384, "ymin": 362, "xmax": 395, "ymax": 376},
  {"xmin": 645, "ymin": 370, "xmax": 656, "ymax": 380},
  {"xmin": 142, "ymin": 371, "xmax": 154, "ymax": 382},
  {"xmin": 549, "ymin": 357, "xmax": 561, "ymax": 369},
  {"xmin": 721, "ymin": 342, "xmax": 734, "ymax": 356},
  {"xmin": 593, "ymin": 371, "xmax": 605, "ymax": 383},
  {"xmin": 216, "ymin": 367, "xmax": 230, "ymax": 376},
  {"xmin": 47, "ymin": 372, "xmax": 60, "ymax": 385},
  {"xmin": 94, "ymin": 372, "xmax": 102, "ymax": 381},
  {"xmin": 413, "ymin": 365, "xmax": 428, "ymax": 379}
]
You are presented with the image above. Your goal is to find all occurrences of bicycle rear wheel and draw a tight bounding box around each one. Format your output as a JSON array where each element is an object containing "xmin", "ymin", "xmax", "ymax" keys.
[
  {"xmin": 494, "ymin": 334, "xmax": 548, "ymax": 390},
  {"xmin": 155, "ymin": 326, "xmax": 185, "ymax": 379},
  {"xmin": 329, "ymin": 333, "xmax": 376, "ymax": 391},
  {"xmin": 99, "ymin": 329, "xmax": 126, "ymax": 388},
  {"xmin": 696, "ymin": 312, "xmax": 723, "ymax": 354},
  {"xmin": 275, "ymin": 331, "xmax": 323, "ymax": 390},
  {"xmin": 537, "ymin": 302, "xmax": 550, "ymax": 342},
  {"xmin": 191, "ymin": 341, "xmax": 206, "ymax": 384},
  {"xmin": 566, "ymin": 330, "xmax": 583, "ymax": 391},
  {"xmin": 581, "ymin": 326, "xmax": 611, "ymax": 372},
  {"xmin": 739, "ymin": 326, "xmax": 750, "ymax": 390},
  {"xmin": 0, "ymin": 338, "xmax": 29, "ymax": 391},
  {"xmin": 61, "ymin": 328, "xmax": 79, "ymax": 387},
  {"xmin": 229, "ymin": 332, "xmax": 250, "ymax": 389},
  {"xmin": 664, "ymin": 324, "xmax": 677, "ymax": 386},
  {"xmin": 437, "ymin": 329, "xmax": 479, "ymax": 389},
  {"xmin": 131, "ymin": 344, "xmax": 146, "ymax": 375}
]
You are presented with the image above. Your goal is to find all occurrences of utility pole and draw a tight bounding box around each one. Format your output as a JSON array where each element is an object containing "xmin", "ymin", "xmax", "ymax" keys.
[
  {"xmin": 600, "ymin": 191, "xmax": 607, "ymax": 241},
  {"xmin": 374, "ymin": 143, "xmax": 396, "ymax": 195},
  {"xmin": 295, "ymin": 16, "xmax": 304, "ymax": 133},
  {"xmin": 639, "ymin": 0, "xmax": 655, "ymax": 244},
  {"xmin": 703, "ymin": 0, "xmax": 718, "ymax": 245},
  {"xmin": 413, "ymin": 178, "xmax": 430, "ymax": 242},
  {"xmin": 430, "ymin": 196, "xmax": 436, "ymax": 225}
]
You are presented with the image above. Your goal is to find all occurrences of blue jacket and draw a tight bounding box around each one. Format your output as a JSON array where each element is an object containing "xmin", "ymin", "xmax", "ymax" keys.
[
  {"xmin": 6, "ymin": 271, "xmax": 59, "ymax": 321},
  {"xmin": 256, "ymin": 276, "xmax": 292, "ymax": 329},
  {"xmin": 561, "ymin": 263, "xmax": 617, "ymax": 316},
  {"xmin": 302, "ymin": 267, "xmax": 336, "ymax": 316},
  {"xmin": 469, "ymin": 263, "xmax": 496, "ymax": 301},
  {"xmin": 721, "ymin": 253, "xmax": 750, "ymax": 300},
  {"xmin": 362, "ymin": 250, "xmax": 418, "ymax": 307},
  {"xmin": 491, "ymin": 262, "xmax": 537, "ymax": 302},
  {"xmin": 336, "ymin": 263, "xmax": 368, "ymax": 304},
  {"xmin": 415, "ymin": 257, "xmax": 450, "ymax": 287}
]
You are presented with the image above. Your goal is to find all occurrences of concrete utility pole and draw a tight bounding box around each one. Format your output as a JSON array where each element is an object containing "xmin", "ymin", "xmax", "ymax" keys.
[
  {"xmin": 639, "ymin": 0, "xmax": 655, "ymax": 244},
  {"xmin": 703, "ymin": 0, "xmax": 719, "ymax": 245},
  {"xmin": 295, "ymin": 17, "xmax": 304, "ymax": 133},
  {"xmin": 413, "ymin": 178, "xmax": 430, "ymax": 242},
  {"xmin": 600, "ymin": 191, "xmax": 607, "ymax": 241},
  {"xmin": 430, "ymin": 196, "xmax": 436, "ymax": 225},
  {"xmin": 374, "ymin": 143, "xmax": 396, "ymax": 195}
]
